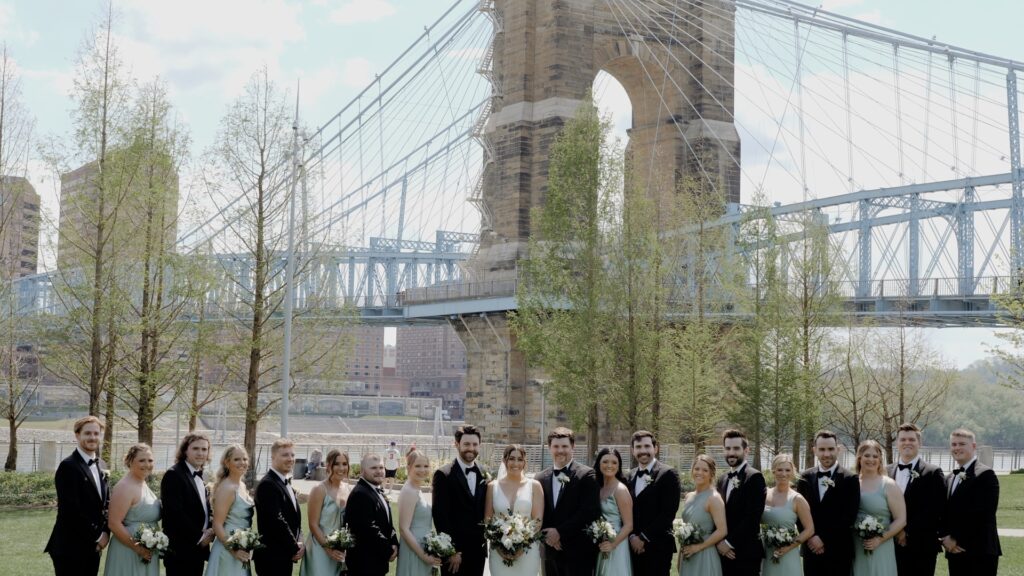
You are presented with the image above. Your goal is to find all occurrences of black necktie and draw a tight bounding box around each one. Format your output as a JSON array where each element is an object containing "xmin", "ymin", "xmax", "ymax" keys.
[
  {"xmin": 193, "ymin": 469, "xmax": 204, "ymax": 478},
  {"xmin": 636, "ymin": 468, "xmax": 650, "ymax": 478},
  {"xmin": 897, "ymin": 463, "xmax": 913, "ymax": 471},
  {"xmin": 816, "ymin": 470, "xmax": 832, "ymax": 478},
  {"xmin": 87, "ymin": 458, "xmax": 98, "ymax": 467}
]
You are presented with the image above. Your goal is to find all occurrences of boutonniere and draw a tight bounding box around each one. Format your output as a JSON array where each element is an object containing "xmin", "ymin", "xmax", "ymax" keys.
[
  {"xmin": 480, "ymin": 470, "xmax": 491, "ymax": 483},
  {"xmin": 820, "ymin": 477, "xmax": 835, "ymax": 488},
  {"xmin": 556, "ymin": 472, "xmax": 571, "ymax": 485},
  {"xmin": 910, "ymin": 470, "xmax": 920, "ymax": 481},
  {"xmin": 955, "ymin": 471, "xmax": 967, "ymax": 482},
  {"xmin": 101, "ymin": 469, "xmax": 111, "ymax": 481},
  {"xmin": 729, "ymin": 477, "xmax": 741, "ymax": 490}
]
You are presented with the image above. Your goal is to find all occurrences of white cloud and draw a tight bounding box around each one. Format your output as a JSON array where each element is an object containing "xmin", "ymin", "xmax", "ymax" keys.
[
  {"xmin": 22, "ymin": 68, "xmax": 74, "ymax": 98},
  {"xmin": 342, "ymin": 57, "xmax": 374, "ymax": 88},
  {"xmin": 0, "ymin": 3, "xmax": 39, "ymax": 47},
  {"xmin": 329, "ymin": 0, "xmax": 396, "ymax": 25}
]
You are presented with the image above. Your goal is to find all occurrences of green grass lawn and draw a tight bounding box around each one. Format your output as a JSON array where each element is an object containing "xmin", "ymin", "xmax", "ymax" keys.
[{"xmin": 4, "ymin": 479, "xmax": 1023, "ymax": 576}]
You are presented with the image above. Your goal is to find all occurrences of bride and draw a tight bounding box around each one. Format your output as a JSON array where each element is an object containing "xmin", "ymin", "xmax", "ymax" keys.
[{"xmin": 484, "ymin": 444, "xmax": 544, "ymax": 576}]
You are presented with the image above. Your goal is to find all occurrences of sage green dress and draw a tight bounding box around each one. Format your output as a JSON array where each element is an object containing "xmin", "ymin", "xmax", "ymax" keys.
[
  {"xmin": 396, "ymin": 490, "xmax": 433, "ymax": 576},
  {"xmin": 300, "ymin": 493, "xmax": 344, "ymax": 576},
  {"xmin": 206, "ymin": 488, "xmax": 255, "ymax": 576},
  {"xmin": 678, "ymin": 488, "xmax": 722, "ymax": 576},
  {"xmin": 761, "ymin": 490, "xmax": 801, "ymax": 576},
  {"xmin": 594, "ymin": 493, "xmax": 632, "ymax": 576},
  {"xmin": 103, "ymin": 484, "xmax": 162, "ymax": 576},
  {"xmin": 852, "ymin": 480, "xmax": 898, "ymax": 576}
]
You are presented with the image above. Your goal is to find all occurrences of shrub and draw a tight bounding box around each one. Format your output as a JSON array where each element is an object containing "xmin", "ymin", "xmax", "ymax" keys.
[{"xmin": 0, "ymin": 471, "xmax": 58, "ymax": 508}]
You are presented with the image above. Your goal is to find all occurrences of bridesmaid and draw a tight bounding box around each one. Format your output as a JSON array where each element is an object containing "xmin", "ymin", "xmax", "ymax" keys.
[
  {"xmin": 761, "ymin": 453, "xmax": 815, "ymax": 575},
  {"xmin": 678, "ymin": 454, "xmax": 728, "ymax": 576},
  {"xmin": 592, "ymin": 448, "xmax": 633, "ymax": 576},
  {"xmin": 206, "ymin": 445, "xmax": 256, "ymax": 576},
  {"xmin": 396, "ymin": 449, "xmax": 442, "ymax": 575},
  {"xmin": 104, "ymin": 443, "xmax": 161, "ymax": 576},
  {"xmin": 852, "ymin": 440, "xmax": 906, "ymax": 576},
  {"xmin": 300, "ymin": 449, "xmax": 351, "ymax": 576}
]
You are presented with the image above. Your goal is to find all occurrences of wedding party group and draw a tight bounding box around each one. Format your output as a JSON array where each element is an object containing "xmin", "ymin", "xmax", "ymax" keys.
[{"xmin": 45, "ymin": 416, "xmax": 1001, "ymax": 576}]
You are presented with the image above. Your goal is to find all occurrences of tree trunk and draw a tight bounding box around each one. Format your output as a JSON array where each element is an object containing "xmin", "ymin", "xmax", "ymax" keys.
[
  {"xmin": 102, "ymin": 385, "xmax": 115, "ymax": 465},
  {"xmin": 5, "ymin": 418, "xmax": 17, "ymax": 471}
]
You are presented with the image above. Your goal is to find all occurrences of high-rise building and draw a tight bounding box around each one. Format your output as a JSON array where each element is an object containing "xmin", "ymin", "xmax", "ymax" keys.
[
  {"xmin": 0, "ymin": 176, "xmax": 40, "ymax": 279},
  {"xmin": 397, "ymin": 325, "xmax": 467, "ymax": 418},
  {"xmin": 57, "ymin": 153, "xmax": 179, "ymax": 269}
]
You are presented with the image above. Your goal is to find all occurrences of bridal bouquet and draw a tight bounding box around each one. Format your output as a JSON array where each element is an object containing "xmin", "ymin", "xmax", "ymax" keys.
[
  {"xmin": 854, "ymin": 515, "xmax": 885, "ymax": 555},
  {"xmin": 225, "ymin": 528, "xmax": 264, "ymax": 569},
  {"xmin": 325, "ymin": 527, "xmax": 356, "ymax": 572},
  {"xmin": 132, "ymin": 523, "xmax": 170, "ymax": 564},
  {"xmin": 422, "ymin": 531, "xmax": 456, "ymax": 575},
  {"xmin": 584, "ymin": 517, "xmax": 617, "ymax": 557},
  {"xmin": 482, "ymin": 510, "xmax": 542, "ymax": 567},
  {"xmin": 760, "ymin": 524, "xmax": 798, "ymax": 563},
  {"xmin": 671, "ymin": 519, "xmax": 705, "ymax": 561}
]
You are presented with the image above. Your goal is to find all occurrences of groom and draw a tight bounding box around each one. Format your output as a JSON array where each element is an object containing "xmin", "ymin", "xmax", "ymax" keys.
[
  {"xmin": 628, "ymin": 430, "xmax": 681, "ymax": 576},
  {"xmin": 432, "ymin": 424, "xmax": 488, "ymax": 576},
  {"xmin": 44, "ymin": 415, "xmax": 110, "ymax": 576},
  {"xmin": 254, "ymin": 438, "xmax": 304, "ymax": 576},
  {"xmin": 715, "ymin": 429, "xmax": 766, "ymax": 576},
  {"xmin": 536, "ymin": 427, "xmax": 600, "ymax": 576},
  {"xmin": 797, "ymin": 430, "xmax": 859, "ymax": 576},
  {"xmin": 886, "ymin": 423, "xmax": 944, "ymax": 576}
]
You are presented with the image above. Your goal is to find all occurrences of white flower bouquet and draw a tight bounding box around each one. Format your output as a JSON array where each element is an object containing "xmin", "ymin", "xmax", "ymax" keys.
[
  {"xmin": 671, "ymin": 519, "xmax": 706, "ymax": 561},
  {"xmin": 760, "ymin": 524, "xmax": 798, "ymax": 563},
  {"xmin": 225, "ymin": 528, "xmax": 264, "ymax": 569},
  {"xmin": 584, "ymin": 517, "xmax": 617, "ymax": 558},
  {"xmin": 325, "ymin": 527, "xmax": 356, "ymax": 572},
  {"xmin": 482, "ymin": 509, "xmax": 542, "ymax": 567},
  {"xmin": 132, "ymin": 523, "xmax": 169, "ymax": 564},
  {"xmin": 422, "ymin": 530, "xmax": 456, "ymax": 575},
  {"xmin": 854, "ymin": 514, "xmax": 886, "ymax": 555}
]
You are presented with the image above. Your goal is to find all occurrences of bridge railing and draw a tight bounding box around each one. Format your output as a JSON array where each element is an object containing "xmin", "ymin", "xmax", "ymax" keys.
[{"xmin": 400, "ymin": 278, "xmax": 518, "ymax": 305}]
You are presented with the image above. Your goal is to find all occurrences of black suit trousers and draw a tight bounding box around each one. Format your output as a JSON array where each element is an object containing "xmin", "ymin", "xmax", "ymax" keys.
[
  {"xmin": 803, "ymin": 550, "xmax": 853, "ymax": 576},
  {"xmin": 542, "ymin": 544, "xmax": 596, "ymax": 576},
  {"xmin": 895, "ymin": 544, "xmax": 938, "ymax": 576},
  {"xmin": 254, "ymin": 557, "xmax": 295, "ymax": 576},
  {"xmin": 948, "ymin": 553, "xmax": 997, "ymax": 576},
  {"xmin": 164, "ymin": 554, "xmax": 207, "ymax": 576},
  {"xmin": 440, "ymin": 549, "xmax": 485, "ymax": 576},
  {"xmin": 631, "ymin": 548, "xmax": 674, "ymax": 576},
  {"xmin": 51, "ymin": 551, "xmax": 101, "ymax": 576},
  {"xmin": 722, "ymin": 555, "xmax": 761, "ymax": 576}
]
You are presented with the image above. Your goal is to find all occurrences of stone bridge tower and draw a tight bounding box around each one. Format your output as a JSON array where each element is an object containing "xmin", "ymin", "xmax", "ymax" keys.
[{"xmin": 454, "ymin": 0, "xmax": 740, "ymax": 444}]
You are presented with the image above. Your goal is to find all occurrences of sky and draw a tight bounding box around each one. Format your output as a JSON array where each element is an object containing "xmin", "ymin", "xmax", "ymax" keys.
[{"xmin": 1, "ymin": 0, "xmax": 1022, "ymax": 365}]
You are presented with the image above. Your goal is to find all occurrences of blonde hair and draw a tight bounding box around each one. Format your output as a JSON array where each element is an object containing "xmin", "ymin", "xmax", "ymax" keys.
[
  {"xmin": 212, "ymin": 444, "xmax": 248, "ymax": 499},
  {"xmin": 771, "ymin": 453, "xmax": 794, "ymax": 471},
  {"xmin": 271, "ymin": 438, "xmax": 294, "ymax": 455},
  {"xmin": 124, "ymin": 443, "xmax": 152, "ymax": 468},
  {"xmin": 950, "ymin": 428, "xmax": 976, "ymax": 442},
  {"xmin": 692, "ymin": 454, "xmax": 717, "ymax": 477},
  {"xmin": 74, "ymin": 415, "xmax": 104, "ymax": 434},
  {"xmin": 855, "ymin": 440, "xmax": 885, "ymax": 473},
  {"xmin": 406, "ymin": 449, "xmax": 428, "ymax": 468}
]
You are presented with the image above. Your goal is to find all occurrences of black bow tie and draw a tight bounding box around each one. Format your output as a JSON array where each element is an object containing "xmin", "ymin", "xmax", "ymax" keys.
[
  {"xmin": 636, "ymin": 468, "xmax": 651, "ymax": 478},
  {"xmin": 87, "ymin": 458, "xmax": 98, "ymax": 467},
  {"xmin": 727, "ymin": 470, "xmax": 741, "ymax": 479},
  {"xmin": 192, "ymin": 469, "xmax": 204, "ymax": 478},
  {"xmin": 465, "ymin": 465, "xmax": 479, "ymax": 476},
  {"xmin": 897, "ymin": 463, "xmax": 913, "ymax": 471},
  {"xmin": 816, "ymin": 470, "xmax": 832, "ymax": 478},
  {"xmin": 554, "ymin": 467, "xmax": 569, "ymax": 476},
  {"xmin": 283, "ymin": 477, "xmax": 292, "ymax": 485},
  {"xmin": 952, "ymin": 467, "xmax": 965, "ymax": 476},
  {"xmin": 376, "ymin": 486, "xmax": 387, "ymax": 496}
]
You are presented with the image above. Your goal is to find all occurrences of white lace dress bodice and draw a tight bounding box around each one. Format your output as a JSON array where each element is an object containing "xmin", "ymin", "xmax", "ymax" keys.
[{"xmin": 488, "ymin": 480, "xmax": 541, "ymax": 576}]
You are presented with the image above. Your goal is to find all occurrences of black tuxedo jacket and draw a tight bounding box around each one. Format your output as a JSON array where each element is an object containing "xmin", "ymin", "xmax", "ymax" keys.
[
  {"xmin": 45, "ymin": 450, "xmax": 110, "ymax": 557},
  {"xmin": 628, "ymin": 460, "xmax": 682, "ymax": 556},
  {"xmin": 797, "ymin": 465, "xmax": 859, "ymax": 563},
  {"xmin": 716, "ymin": 464, "xmax": 767, "ymax": 561},
  {"xmin": 941, "ymin": 460, "xmax": 1001, "ymax": 558},
  {"xmin": 536, "ymin": 461, "xmax": 600, "ymax": 554},
  {"xmin": 343, "ymin": 478, "xmax": 398, "ymax": 576},
  {"xmin": 161, "ymin": 462, "xmax": 213, "ymax": 569},
  {"xmin": 253, "ymin": 470, "xmax": 302, "ymax": 575},
  {"xmin": 887, "ymin": 460, "xmax": 944, "ymax": 554},
  {"xmin": 432, "ymin": 460, "xmax": 488, "ymax": 558}
]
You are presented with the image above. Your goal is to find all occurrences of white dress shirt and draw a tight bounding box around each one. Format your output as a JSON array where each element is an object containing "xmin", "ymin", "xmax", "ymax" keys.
[
  {"xmin": 895, "ymin": 457, "xmax": 919, "ymax": 493},
  {"xmin": 271, "ymin": 468, "xmax": 298, "ymax": 510},
  {"xmin": 635, "ymin": 459, "xmax": 657, "ymax": 494},
  {"xmin": 725, "ymin": 463, "xmax": 747, "ymax": 501},
  {"xmin": 817, "ymin": 462, "xmax": 839, "ymax": 501},
  {"xmin": 458, "ymin": 458, "xmax": 478, "ymax": 496},
  {"xmin": 77, "ymin": 447, "xmax": 102, "ymax": 499},
  {"xmin": 951, "ymin": 457, "xmax": 977, "ymax": 494},
  {"xmin": 186, "ymin": 462, "xmax": 210, "ymax": 529},
  {"xmin": 552, "ymin": 460, "xmax": 574, "ymax": 505}
]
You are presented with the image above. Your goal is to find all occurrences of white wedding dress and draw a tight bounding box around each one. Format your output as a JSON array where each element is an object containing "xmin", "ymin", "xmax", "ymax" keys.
[{"xmin": 488, "ymin": 480, "xmax": 542, "ymax": 576}]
